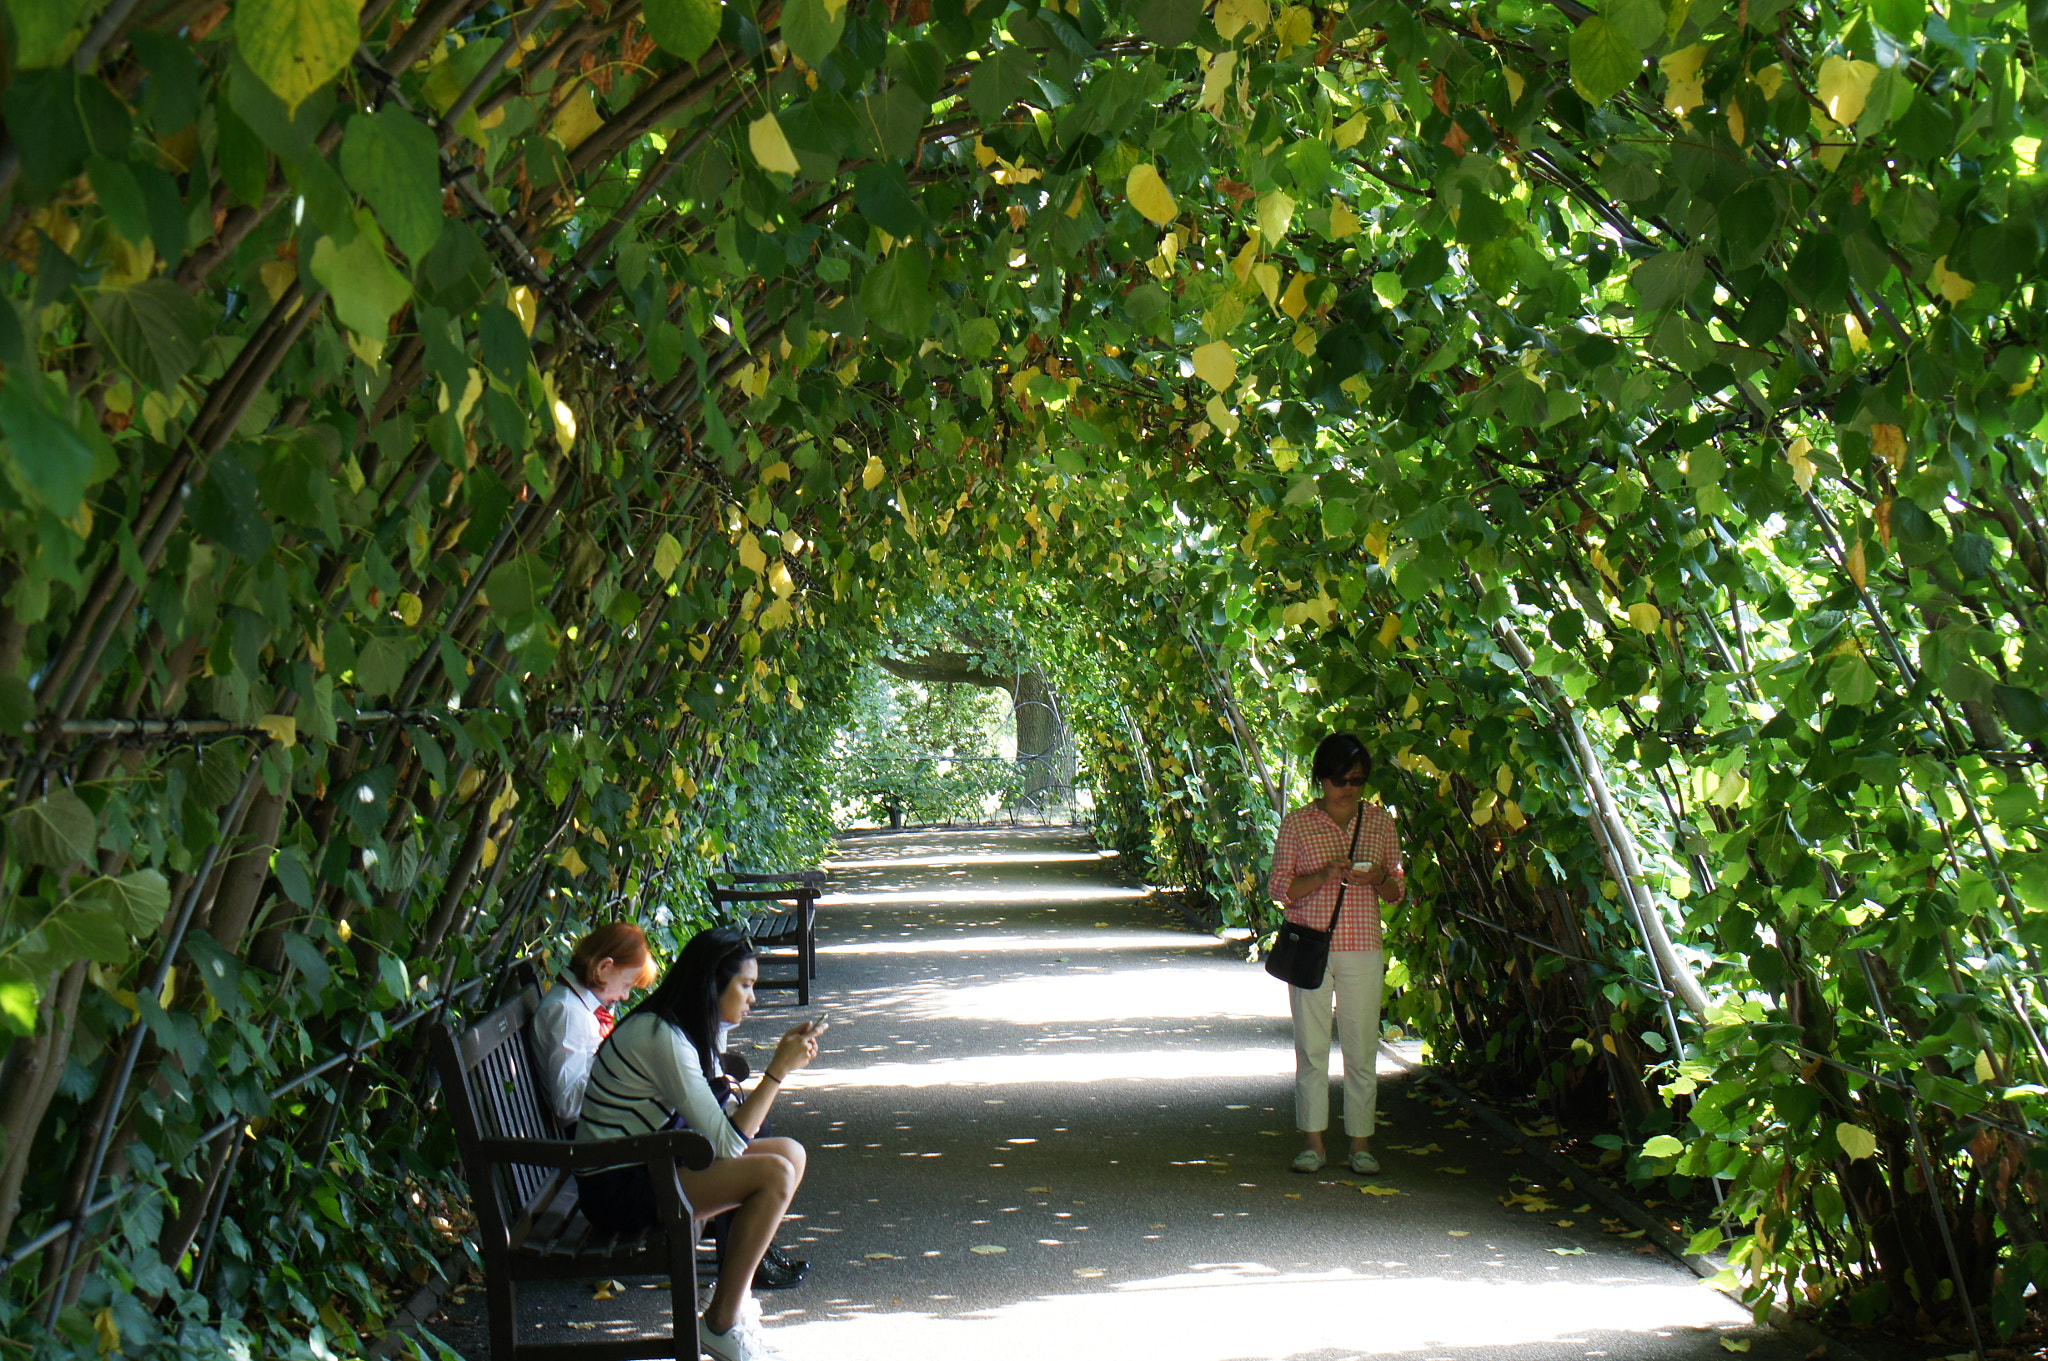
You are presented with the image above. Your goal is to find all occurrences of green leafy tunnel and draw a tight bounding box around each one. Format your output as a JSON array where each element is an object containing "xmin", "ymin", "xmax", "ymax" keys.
[{"xmin": 0, "ymin": 0, "xmax": 2046, "ymax": 1352}]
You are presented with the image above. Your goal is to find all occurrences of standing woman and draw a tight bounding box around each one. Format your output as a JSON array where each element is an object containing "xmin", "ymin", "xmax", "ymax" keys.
[
  {"xmin": 1268, "ymin": 732, "xmax": 1406, "ymax": 1176},
  {"xmin": 576, "ymin": 928, "xmax": 824, "ymax": 1361}
]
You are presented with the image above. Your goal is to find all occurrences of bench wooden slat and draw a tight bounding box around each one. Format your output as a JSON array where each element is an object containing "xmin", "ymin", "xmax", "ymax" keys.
[
  {"xmin": 431, "ymin": 986, "xmax": 710, "ymax": 1361},
  {"xmin": 706, "ymin": 877, "xmax": 821, "ymax": 1006}
]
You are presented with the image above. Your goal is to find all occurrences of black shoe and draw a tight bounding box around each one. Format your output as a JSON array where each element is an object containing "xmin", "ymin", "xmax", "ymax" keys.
[{"xmin": 752, "ymin": 1245, "xmax": 809, "ymax": 1290}]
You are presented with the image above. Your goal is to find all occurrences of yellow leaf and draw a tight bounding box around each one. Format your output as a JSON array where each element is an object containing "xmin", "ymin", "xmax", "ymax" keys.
[
  {"xmin": 509, "ymin": 286, "xmax": 538, "ymax": 336},
  {"xmin": 1291, "ymin": 324, "xmax": 1318, "ymax": 356},
  {"xmin": 748, "ymin": 113, "xmax": 802, "ymax": 176},
  {"xmin": 1230, "ymin": 233, "xmax": 1260, "ymax": 284},
  {"xmin": 1932, "ymin": 255, "xmax": 1975, "ymax": 304},
  {"xmin": 1727, "ymin": 97, "xmax": 1746, "ymax": 146},
  {"xmin": 738, "ymin": 532, "xmax": 769, "ymax": 575},
  {"xmin": 1213, "ymin": 0, "xmax": 1270, "ymax": 41},
  {"xmin": 1328, "ymin": 199, "xmax": 1360, "ymax": 239},
  {"xmin": 1125, "ymin": 163, "xmax": 1178, "ymax": 225},
  {"xmin": 1334, "ymin": 112, "xmax": 1368, "ymax": 148},
  {"xmin": 1502, "ymin": 65, "xmax": 1526, "ymax": 106},
  {"xmin": 1277, "ymin": 276, "xmax": 1311, "ymax": 326},
  {"xmin": 1660, "ymin": 44, "xmax": 1707, "ymax": 118},
  {"xmin": 337, "ymin": 919, "xmax": 354, "ymax": 944},
  {"xmin": 552, "ymin": 82, "xmax": 605, "ymax": 151},
  {"xmin": 1377, "ymin": 613, "xmax": 1402, "ymax": 648},
  {"xmin": 1358, "ymin": 1184, "xmax": 1403, "ymax": 1196},
  {"xmin": 768, "ymin": 561, "xmax": 795, "ymax": 599},
  {"xmin": 1626, "ymin": 601, "xmax": 1663, "ymax": 634},
  {"xmin": 1976, "ymin": 1050, "xmax": 1996, "ymax": 1082},
  {"xmin": 654, "ymin": 532, "xmax": 684, "ymax": 580},
  {"xmin": 1192, "ymin": 341, "xmax": 1237, "ymax": 392},
  {"xmin": 256, "ymin": 715, "xmax": 298, "ymax": 748},
  {"xmin": 1501, "ymin": 799, "xmax": 1526, "ymax": 831},
  {"xmin": 94, "ymin": 1306, "xmax": 119, "ymax": 1357},
  {"xmin": 1836, "ymin": 1121, "xmax": 1878, "ymax": 1160},
  {"xmin": 973, "ymin": 136, "xmax": 998, "ymax": 168},
  {"xmin": 1601, "ymin": 1033, "xmax": 1617, "ymax": 1054},
  {"xmin": 1252, "ymin": 261, "xmax": 1281, "ymax": 307},
  {"xmin": 1843, "ymin": 313, "xmax": 1869, "ymax": 353},
  {"xmin": 1495, "ymin": 763, "xmax": 1514, "ymax": 796},
  {"xmin": 1448, "ymin": 1230, "xmax": 1470, "ymax": 1237},
  {"xmin": 1785, "ymin": 436, "xmax": 1816, "ymax": 493},
  {"xmin": 1198, "ymin": 50, "xmax": 1237, "ymax": 115},
  {"xmin": 1273, "ymin": 4, "xmax": 1314, "ymax": 51},
  {"xmin": 1719, "ymin": 1340, "xmax": 1751, "ymax": 1353},
  {"xmin": 550, "ymin": 397, "xmax": 577, "ymax": 453},
  {"xmin": 259, "ymin": 258, "xmax": 298, "ymax": 305},
  {"xmin": 862, "ymin": 454, "xmax": 886, "ymax": 490},
  {"xmin": 1256, "ymin": 190, "xmax": 1295, "ymax": 243},
  {"xmin": 1870, "ymin": 422, "xmax": 1906, "ymax": 471},
  {"xmin": 559, "ymin": 846, "xmax": 588, "ymax": 877},
  {"xmin": 970, "ymin": 1245, "xmax": 1007, "ymax": 1254},
  {"xmin": 1753, "ymin": 64, "xmax": 1785, "ymax": 101},
  {"xmin": 1816, "ymin": 56, "xmax": 1878, "ymax": 127},
  {"xmin": 480, "ymin": 836, "xmax": 499, "ymax": 868},
  {"xmin": 1846, "ymin": 538, "xmax": 1867, "ymax": 588}
]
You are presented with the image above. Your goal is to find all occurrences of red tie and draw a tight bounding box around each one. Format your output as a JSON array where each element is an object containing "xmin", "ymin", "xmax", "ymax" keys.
[{"xmin": 594, "ymin": 1005, "xmax": 615, "ymax": 1040}]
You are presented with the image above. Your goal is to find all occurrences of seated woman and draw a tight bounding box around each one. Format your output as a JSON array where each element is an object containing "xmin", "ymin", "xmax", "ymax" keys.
[
  {"xmin": 575, "ymin": 927, "xmax": 822, "ymax": 1361},
  {"xmin": 531, "ymin": 922, "xmax": 657, "ymax": 1128}
]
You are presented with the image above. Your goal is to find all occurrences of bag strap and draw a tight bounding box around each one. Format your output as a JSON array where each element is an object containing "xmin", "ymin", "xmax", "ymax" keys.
[{"xmin": 1322, "ymin": 808, "xmax": 1367, "ymax": 934}]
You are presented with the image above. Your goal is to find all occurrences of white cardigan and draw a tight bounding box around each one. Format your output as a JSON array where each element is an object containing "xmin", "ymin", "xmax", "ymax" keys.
[{"xmin": 576, "ymin": 1010, "xmax": 749, "ymax": 1166}]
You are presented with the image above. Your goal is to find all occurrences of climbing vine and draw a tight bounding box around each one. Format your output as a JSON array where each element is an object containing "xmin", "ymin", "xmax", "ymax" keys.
[{"xmin": 0, "ymin": 0, "xmax": 2045, "ymax": 1352}]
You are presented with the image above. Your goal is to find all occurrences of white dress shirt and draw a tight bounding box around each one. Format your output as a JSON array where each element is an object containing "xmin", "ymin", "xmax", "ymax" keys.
[{"xmin": 531, "ymin": 977, "xmax": 606, "ymax": 1125}]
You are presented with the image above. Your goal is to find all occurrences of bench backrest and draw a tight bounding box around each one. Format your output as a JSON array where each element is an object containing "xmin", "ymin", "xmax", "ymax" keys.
[{"xmin": 430, "ymin": 985, "xmax": 566, "ymax": 1242}]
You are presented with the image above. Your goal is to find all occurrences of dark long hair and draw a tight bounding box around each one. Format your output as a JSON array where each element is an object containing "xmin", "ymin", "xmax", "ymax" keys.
[
  {"xmin": 1310, "ymin": 731, "xmax": 1371, "ymax": 784},
  {"xmin": 635, "ymin": 927, "xmax": 756, "ymax": 1082}
]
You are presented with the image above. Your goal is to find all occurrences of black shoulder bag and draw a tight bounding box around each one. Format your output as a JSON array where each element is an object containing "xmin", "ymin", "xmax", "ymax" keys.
[{"xmin": 1263, "ymin": 810, "xmax": 1364, "ymax": 990}]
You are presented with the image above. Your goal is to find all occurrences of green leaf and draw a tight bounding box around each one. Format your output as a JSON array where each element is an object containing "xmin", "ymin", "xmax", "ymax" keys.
[
  {"xmin": 8, "ymin": 789, "xmax": 98, "ymax": 868},
  {"xmin": 6, "ymin": 0, "xmax": 96, "ymax": 69},
  {"xmin": 642, "ymin": 0, "xmax": 724, "ymax": 61},
  {"xmin": 645, "ymin": 320, "xmax": 684, "ymax": 383},
  {"xmin": 0, "ymin": 384, "xmax": 98, "ymax": 519},
  {"xmin": 1631, "ymin": 247, "xmax": 1702, "ymax": 311},
  {"xmin": 93, "ymin": 871, "xmax": 171, "ymax": 935},
  {"xmin": 0, "ymin": 959, "xmax": 40, "ymax": 1037},
  {"xmin": 236, "ymin": 0, "xmax": 366, "ymax": 115},
  {"xmin": 339, "ymin": 106, "xmax": 445, "ymax": 262},
  {"xmin": 353, "ymin": 629, "xmax": 414, "ymax": 699},
  {"xmin": 1569, "ymin": 16, "xmax": 1643, "ymax": 106},
  {"xmin": 857, "ymin": 84, "xmax": 928, "ymax": 162},
  {"xmin": 310, "ymin": 222, "xmax": 413, "ymax": 339},
  {"xmin": 1836, "ymin": 1122, "xmax": 1878, "ymax": 1160},
  {"xmin": 782, "ymin": 0, "xmax": 847, "ymax": 70},
  {"xmin": 42, "ymin": 901, "xmax": 129, "ymax": 965},
  {"xmin": 487, "ymin": 553, "xmax": 552, "ymax": 617},
  {"xmin": 1604, "ymin": 0, "xmax": 1666, "ymax": 49},
  {"xmin": 1133, "ymin": 0, "xmax": 1203, "ymax": 45},
  {"xmin": 968, "ymin": 47, "xmax": 1036, "ymax": 122},
  {"xmin": 1871, "ymin": 0, "xmax": 1925, "ymax": 36},
  {"xmin": 1715, "ymin": 180, "xmax": 1778, "ymax": 269},
  {"xmin": 854, "ymin": 163, "xmax": 928, "ymax": 239},
  {"xmin": 1641, "ymin": 1133, "xmax": 1684, "ymax": 1158},
  {"xmin": 1994, "ymin": 685, "xmax": 2048, "ymax": 738},
  {"xmin": 190, "ymin": 449, "xmax": 274, "ymax": 559},
  {"xmin": 86, "ymin": 279, "xmax": 211, "ymax": 393},
  {"xmin": 861, "ymin": 247, "xmax": 935, "ymax": 337},
  {"xmin": 86, "ymin": 155, "xmax": 152, "ymax": 248}
]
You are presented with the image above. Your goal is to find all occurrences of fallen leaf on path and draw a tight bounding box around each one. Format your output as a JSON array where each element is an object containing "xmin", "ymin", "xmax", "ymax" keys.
[
  {"xmin": 1074, "ymin": 1268, "xmax": 1107, "ymax": 1277},
  {"xmin": 591, "ymin": 1279, "xmax": 624, "ymax": 1300},
  {"xmin": 1601, "ymin": 1219, "xmax": 1627, "ymax": 1233},
  {"xmin": 1026, "ymin": 1187, "xmax": 1051, "ymax": 1193},
  {"xmin": 1448, "ymin": 1230, "xmax": 1470, "ymax": 1237},
  {"xmin": 1634, "ymin": 1243, "xmax": 1662, "ymax": 1254},
  {"xmin": 1225, "ymin": 1104, "xmax": 1250, "ymax": 1110},
  {"xmin": 1720, "ymin": 1341, "xmax": 1751, "ymax": 1353},
  {"xmin": 1445, "ymin": 1119, "xmax": 1470, "ymax": 1130},
  {"xmin": 1573, "ymin": 1203, "xmax": 1591, "ymax": 1213},
  {"xmin": 1547, "ymin": 1247, "xmax": 1586, "ymax": 1256},
  {"xmin": 865, "ymin": 1253, "xmax": 898, "ymax": 1260},
  {"xmin": 1622, "ymin": 1229, "xmax": 1647, "ymax": 1239},
  {"xmin": 1552, "ymin": 1220, "xmax": 1576, "ymax": 1228},
  {"xmin": 1359, "ymin": 1184, "xmax": 1403, "ymax": 1196},
  {"xmin": 1283, "ymin": 1193, "xmax": 1302, "ymax": 1199},
  {"xmin": 567, "ymin": 1322, "xmax": 598, "ymax": 1331},
  {"xmin": 1434, "ymin": 1166, "xmax": 1468, "ymax": 1175},
  {"xmin": 971, "ymin": 1245, "xmax": 1007, "ymax": 1255}
]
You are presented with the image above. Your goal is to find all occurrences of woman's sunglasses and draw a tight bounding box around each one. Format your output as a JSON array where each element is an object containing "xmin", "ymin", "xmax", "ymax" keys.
[{"xmin": 1325, "ymin": 774, "xmax": 1366, "ymax": 787}]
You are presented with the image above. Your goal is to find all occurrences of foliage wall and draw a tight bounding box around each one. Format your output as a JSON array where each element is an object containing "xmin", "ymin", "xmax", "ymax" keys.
[{"xmin": 1, "ymin": 0, "xmax": 2047, "ymax": 1352}]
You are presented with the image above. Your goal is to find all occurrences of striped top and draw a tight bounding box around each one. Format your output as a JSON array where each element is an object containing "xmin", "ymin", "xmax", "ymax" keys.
[
  {"xmin": 575, "ymin": 1011, "xmax": 748, "ymax": 1166},
  {"xmin": 1267, "ymin": 801, "xmax": 1405, "ymax": 953}
]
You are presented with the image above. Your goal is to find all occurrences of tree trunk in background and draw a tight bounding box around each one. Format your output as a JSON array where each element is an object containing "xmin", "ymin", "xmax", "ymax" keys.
[{"xmin": 874, "ymin": 653, "xmax": 1072, "ymax": 806}]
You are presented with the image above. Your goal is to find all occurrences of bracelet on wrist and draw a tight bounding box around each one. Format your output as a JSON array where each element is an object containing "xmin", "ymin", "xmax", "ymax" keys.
[{"xmin": 762, "ymin": 1071, "xmax": 785, "ymax": 1086}]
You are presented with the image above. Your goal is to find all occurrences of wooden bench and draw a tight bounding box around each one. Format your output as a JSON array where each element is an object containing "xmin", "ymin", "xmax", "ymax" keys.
[
  {"xmin": 706, "ymin": 873, "xmax": 823, "ymax": 1007},
  {"xmin": 429, "ymin": 985, "xmax": 716, "ymax": 1361}
]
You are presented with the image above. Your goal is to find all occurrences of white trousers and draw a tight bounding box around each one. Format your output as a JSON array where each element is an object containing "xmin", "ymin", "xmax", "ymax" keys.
[{"xmin": 1290, "ymin": 948, "xmax": 1385, "ymax": 1137}]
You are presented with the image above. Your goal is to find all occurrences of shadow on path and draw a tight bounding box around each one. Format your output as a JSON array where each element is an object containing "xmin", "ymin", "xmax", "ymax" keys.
[{"xmin": 425, "ymin": 826, "xmax": 1800, "ymax": 1361}]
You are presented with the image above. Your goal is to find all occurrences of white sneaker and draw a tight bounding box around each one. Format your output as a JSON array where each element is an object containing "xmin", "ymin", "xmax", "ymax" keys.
[{"xmin": 700, "ymin": 1316, "xmax": 784, "ymax": 1361}]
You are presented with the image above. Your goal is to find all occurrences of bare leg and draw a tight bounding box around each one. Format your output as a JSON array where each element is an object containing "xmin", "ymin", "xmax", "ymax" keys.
[
  {"xmin": 1302, "ymin": 1130, "xmax": 1326, "ymax": 1156},
  {"xmin": 678, "ymin": 1138, "xmax": 808, "ymax": 1336}
]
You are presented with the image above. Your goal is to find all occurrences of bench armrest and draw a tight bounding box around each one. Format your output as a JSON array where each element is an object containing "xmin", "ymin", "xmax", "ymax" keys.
[{"xmin": 474, "ymin": 1128, "xmax": 718, "ymax": 1174}]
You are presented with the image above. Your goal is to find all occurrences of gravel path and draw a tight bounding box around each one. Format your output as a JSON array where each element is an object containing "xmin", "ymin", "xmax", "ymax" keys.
[{"xmin": 422, "ymin": 825, "xmax": 1801, "ymax": 1361}]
